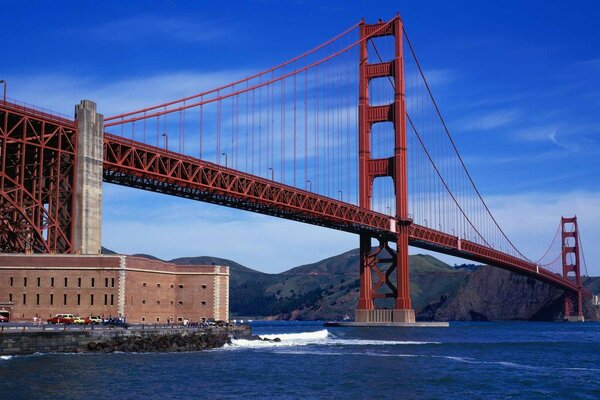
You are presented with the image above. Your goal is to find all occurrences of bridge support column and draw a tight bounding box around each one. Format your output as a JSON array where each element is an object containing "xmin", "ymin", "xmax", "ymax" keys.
[
  {"xmin": 561, "ymin": 216, "xmax": 584, "ymax": 322},
  {"xmin": 73, "ymin": 100, "xmax": 103, "ymax": 255},
  {"xmin": 356, "ymin": 16, "xmax": 415, "ymax": 323},
  {"xmin": 393, "ymin": 224, "xmax": 414, "ymax": 323},
  {"xmin": 357, "ymin": 234, "xmax": 374, "ymax": 314},
  {"xmin": 355, "ymin": 234, "xmax": 414, "ymax": 323}
]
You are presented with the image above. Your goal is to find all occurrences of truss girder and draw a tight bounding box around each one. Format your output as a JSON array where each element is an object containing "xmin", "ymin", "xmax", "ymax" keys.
[{"xmin": 0, "ymin": 103, "xmax": 77, "ymax": 253}]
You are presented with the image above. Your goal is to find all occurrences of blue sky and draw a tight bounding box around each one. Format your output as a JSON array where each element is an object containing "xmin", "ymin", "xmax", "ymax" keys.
[{"xmin": 2, "ymin": 1, "xmax": 599, "ymax": 274}]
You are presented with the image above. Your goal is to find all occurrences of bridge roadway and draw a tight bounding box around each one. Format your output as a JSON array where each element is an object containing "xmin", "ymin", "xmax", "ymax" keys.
[{"xmin": 103, "ymin": 133, "xmax": 585, "ymax": 295}]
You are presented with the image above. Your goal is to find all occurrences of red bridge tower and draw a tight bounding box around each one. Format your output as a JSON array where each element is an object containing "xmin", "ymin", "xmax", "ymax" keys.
[
  {"xmin": 356, "ymin": 16, "xmax": 415, "ymax": 323},
  {"xmin": 562, "ymin": 216, "xmax": 584, "ymax": 322}
]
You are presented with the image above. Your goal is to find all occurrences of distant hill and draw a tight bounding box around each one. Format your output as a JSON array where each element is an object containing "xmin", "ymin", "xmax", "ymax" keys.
[
  {"xmin": 131, "ymin": 254, "xmax": 163, "ymax": 261},
  {"xmin": 101, "ymin": 246, "xmax": 599, "ymax": 321},
  {"xmin": 101, "ymin": 246, "xmax": 117, "ymax": 255},
  {"xmin": 169, "ymin": 256, "xmax": 277, "ymax": 287}
]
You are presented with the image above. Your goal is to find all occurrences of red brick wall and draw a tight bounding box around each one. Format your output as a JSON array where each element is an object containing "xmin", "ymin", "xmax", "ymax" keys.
[
  {"xmin": 0, "ymin": 255, "xmax": 121, "ymax": 321},
  {"xmin": 124, "ymin": 257, "xmax": 228, "ymax": 323}
]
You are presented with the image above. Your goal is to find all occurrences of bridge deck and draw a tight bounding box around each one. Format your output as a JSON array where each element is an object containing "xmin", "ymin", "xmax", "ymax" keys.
[
  {"xmin": 0, "ymin": 100, "xmax": 585, "ymax": 297},
  {"xmin": 103, "ymin": 133, "xmax": 584, "ymax": 295}
]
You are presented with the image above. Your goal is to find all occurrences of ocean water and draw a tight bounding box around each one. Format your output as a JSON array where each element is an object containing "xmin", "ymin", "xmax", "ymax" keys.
[{"xmin": 1, "ymin": 321, "xmax": 599, "ymax": 399}]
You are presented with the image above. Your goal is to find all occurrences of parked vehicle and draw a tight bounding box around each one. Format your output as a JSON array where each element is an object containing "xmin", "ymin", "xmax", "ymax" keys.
[
  {"xmin": 72, "ymin": 316, "xmax": 92, "ymax": 325},
  {"xmin": 88, "ymin": 316, "xmax": 102, "ymax": 324},
  {"xmin": 47, "ymin": 314, "xmax": 76, "ymax": 324},
  {"xmin": 102, "ymin": 317, "xmax": 129, "ymax": 329},
  {"xmin": 0, "ymin": 315, "xmax": 8, "ymax": 323}
]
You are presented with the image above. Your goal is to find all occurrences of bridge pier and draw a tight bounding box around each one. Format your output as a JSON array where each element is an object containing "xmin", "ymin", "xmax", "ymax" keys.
[
  {"xmin": 356, "ymin": 234, "xmax": 415, "ymax": 324},
  {"xmin": 73, "ymin": 100, "xmax": 103, "ymax": 254}
]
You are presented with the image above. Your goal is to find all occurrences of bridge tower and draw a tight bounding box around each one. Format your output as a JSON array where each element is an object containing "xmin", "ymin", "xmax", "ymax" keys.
[
  {"xmin": 73, "ymin": 100, "xmax": 103, "ymax": 255},
  {"xmin": 561, "ymin": 216, "xmax": 584, "ymax": 322},
  {"xmin": 356, "ymin": 16, "xmax": 415, "ymax": 323}
]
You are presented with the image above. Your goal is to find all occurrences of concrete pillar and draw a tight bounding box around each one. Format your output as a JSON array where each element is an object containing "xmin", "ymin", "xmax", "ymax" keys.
[
  {"xmin": 73, "ymin": 100, "xmax": 103, "ymax": 254},
  {"xmin": 118, "ymin": 256, "xmax": 126, "ymax": 317}
]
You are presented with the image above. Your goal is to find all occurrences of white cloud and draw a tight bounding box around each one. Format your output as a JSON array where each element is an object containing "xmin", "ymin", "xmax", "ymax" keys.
[
  {"xmin": 85, "ymin": 15, "xmax": 230, "ymax": 44},
  {"xmin": 422, "ymin": 69, "xmax": 458, "ymax": 88},
  {"xmin": 102, "ymin": 183, "xmax": 600, "ymax": 277},
  {"xmin": 463, "ymin": 150, "xmax": 568, "ymax": 167},
  {"xmin": 458, "ymin": 109, "xmax": 519, "ymax": 131},
  {"xmin": 102, "ymin": 184, "xmax": 357, "ymax": 273},
  {"xmin": 575, "ymin": 58, "xmax": 600, "ymax": 69},
  {"xmin": 510, "ymin": 124, "xmax": 600, "ymax": 154},
  {"xmin": 6, "ymin": 70, "xmax": 253, "ymax": 117},
  {"xmin": 511, "ymin": 125, "xmax": 557, "ymax": 143},
  {"xmin": 486, "ymin": 191, "xmax": 600, "ymax": 276}
]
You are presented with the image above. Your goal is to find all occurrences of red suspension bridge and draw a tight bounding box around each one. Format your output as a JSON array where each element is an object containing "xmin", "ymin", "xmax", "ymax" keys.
[{"xmin": 0, "ymin": 15, "xmax": 591, "ymax": 322}]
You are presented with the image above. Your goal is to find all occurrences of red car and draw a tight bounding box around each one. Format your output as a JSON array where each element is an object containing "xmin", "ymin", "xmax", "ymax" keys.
[
  {"xmin": 47, "ymin": 314, "xmax": 75, "ymax": 324},
  {"xmin": 0, "ymin": 315, "xmax": 8, "ymax": 323}
]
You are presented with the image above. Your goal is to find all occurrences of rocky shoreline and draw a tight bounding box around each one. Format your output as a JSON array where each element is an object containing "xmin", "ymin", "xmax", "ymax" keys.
[
  {"xmin": 86, "ymin": 331, "xmax": 231, "ymax": 353},
  {"xmin": 0, "ymin": 325, "xmax": 252, "ymax": 356}
]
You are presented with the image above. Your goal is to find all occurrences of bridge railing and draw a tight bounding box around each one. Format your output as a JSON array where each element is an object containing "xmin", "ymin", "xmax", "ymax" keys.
[{"xmin": 0, "ymin": 97, "xmax": 74, "ymax": 127}]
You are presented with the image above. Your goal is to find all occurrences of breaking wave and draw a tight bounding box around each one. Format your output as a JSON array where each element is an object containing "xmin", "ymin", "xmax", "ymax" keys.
[{"xmin": 227, "ymin": 329, "xmax": 440, "ymax": 349}]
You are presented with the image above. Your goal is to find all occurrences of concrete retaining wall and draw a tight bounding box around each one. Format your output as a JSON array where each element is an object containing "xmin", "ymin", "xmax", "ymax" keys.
[{"xmin": 0, "ymin": 325, "xmax": 251, "ymax": 355}]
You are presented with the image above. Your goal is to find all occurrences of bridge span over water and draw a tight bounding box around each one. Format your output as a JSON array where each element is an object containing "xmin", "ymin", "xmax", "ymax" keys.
[{"xmin": 0, "ymin": 15, "xmax": 590, "ymax": 322}]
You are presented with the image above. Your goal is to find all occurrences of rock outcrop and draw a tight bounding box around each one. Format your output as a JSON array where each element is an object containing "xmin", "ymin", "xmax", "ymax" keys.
[{"xmin": 86, "ymin": 331, "xmax": 230, "ymax": 353}]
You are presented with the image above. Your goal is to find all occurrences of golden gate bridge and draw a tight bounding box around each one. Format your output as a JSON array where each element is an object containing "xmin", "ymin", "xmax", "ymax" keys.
[{"xmin": 0, "ymin": 15, "xmax": 591, "ymax": 322}]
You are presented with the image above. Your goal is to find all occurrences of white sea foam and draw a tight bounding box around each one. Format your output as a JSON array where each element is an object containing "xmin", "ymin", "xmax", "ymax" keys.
[
  {"xmin": 227, "ymin": 329, "xmax": 441, "ymax": 349},
  {"xmin": 431, "ymin": 355, "xmax": 600, "ymax": 373},
  {"xmin": 0, "ymin": 355, "xmax": 13, "ymax": 360},
  {"xmin": 258, "ymin": 329, "xmax": 329, "ymax": 341},
  {"xmin": 564, "ymin": 367, "xmax": 600, "ymax": 372}
]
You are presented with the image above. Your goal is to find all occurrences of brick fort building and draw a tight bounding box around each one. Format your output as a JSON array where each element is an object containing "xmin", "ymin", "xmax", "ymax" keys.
[{"xmin": 0, "ymin": 254, "xmax": 229, "ymax": 323}]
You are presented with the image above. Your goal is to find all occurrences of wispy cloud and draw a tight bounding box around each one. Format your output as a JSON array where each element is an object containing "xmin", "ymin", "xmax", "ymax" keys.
[
  {"xmin": 422, "ymin": 69, "xmax": 458, "ymax": 88},
  {"xmin": 458, "ymin": 109, "xmax": 519, "ymax": 131},
  {"xmin": 6, "ymin": 70, "xmax": 253, "ymax": 117},
  {"xmin": 511, "ymin": 123, "xmax": 600, "ymax": 153},
  {"xmin": 102, "ymin": 184, "xmax": 356, "ymax": 273},
  {"xmin": 486, "ymin": 191, "xmax": 600, "ymax": 274},
  {"xmin": 573, "ymin": 58, "xmax": 600, "ymax": 69},
  {"xmin": 511, "ymin": 125, "xmax": 557, "ymax": 143},
  {"xmin": 463, "ymin": 149, "xmax": 568, "ymax": 167},
  {"xmin": 85, "ymin": 15, "xmax": 230, "ymax": 44},
  {"xmin": 102, "ymin": 185, "xmax": 600, "ymax": 276},
  {"xmin": 511, "ymin": 126, "xmax": 569, "ymax": 149}
]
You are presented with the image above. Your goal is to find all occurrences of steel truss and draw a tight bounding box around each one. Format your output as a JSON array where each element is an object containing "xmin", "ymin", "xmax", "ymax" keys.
[
  {"xmin": 0, "ymin": 102, "xmax": 76, "ymax": 253},
  {"xmin": 103, "ymin": 133, "xmax": 394, "ymax": 238}
]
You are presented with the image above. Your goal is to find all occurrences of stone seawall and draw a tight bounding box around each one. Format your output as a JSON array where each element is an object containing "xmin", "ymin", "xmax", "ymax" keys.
[{"xmin": 0, "ymin": 325, "xmax": 251, "ymax": 356}]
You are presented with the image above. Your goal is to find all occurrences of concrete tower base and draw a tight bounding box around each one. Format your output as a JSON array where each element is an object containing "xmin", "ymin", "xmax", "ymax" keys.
[
  {"xmin": 325, "ymin": 321, "xmax": 449, "ymax": 328},
  {"xmin": 355, "ymin": 308, "xmax": 416, "ymax": 323},
  {"xmin": 566, "ymin": 315, "xmax": 585, "ymax": 322}
]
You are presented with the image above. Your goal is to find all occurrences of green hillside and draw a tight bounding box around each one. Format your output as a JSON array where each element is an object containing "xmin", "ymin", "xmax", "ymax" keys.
[{"xmin": 103, "ymin": 246, "xmax": 599, "ymax": 321}]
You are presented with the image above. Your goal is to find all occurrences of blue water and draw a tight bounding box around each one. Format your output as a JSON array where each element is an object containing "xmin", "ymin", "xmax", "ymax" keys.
[{"xmin": 1, "ymin": 321, "xmax": 599, "ymax": 399}]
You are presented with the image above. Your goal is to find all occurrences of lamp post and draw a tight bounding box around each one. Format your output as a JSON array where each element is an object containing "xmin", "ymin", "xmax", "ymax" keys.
[
  {"xmin": 268, "ymin": 167, "xmax": 274, "ymax": 180},
  {"xmin": 338, "ymin": 190, "xmax": 343, "ymax": 201},
  {"xmin": 0, "ymin": 80, "xmax": 6, "ymax": 102},
  {"xmin": 221, "ymin": 152, "xmax": 228, "ymax": 168},
  {"xmin": 306, "ymin": 179, "xmax": 311, "ymax": 191},
  {"xmin": 162, "ymin": 133, "xmax": 168, "ymax": 150}
]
